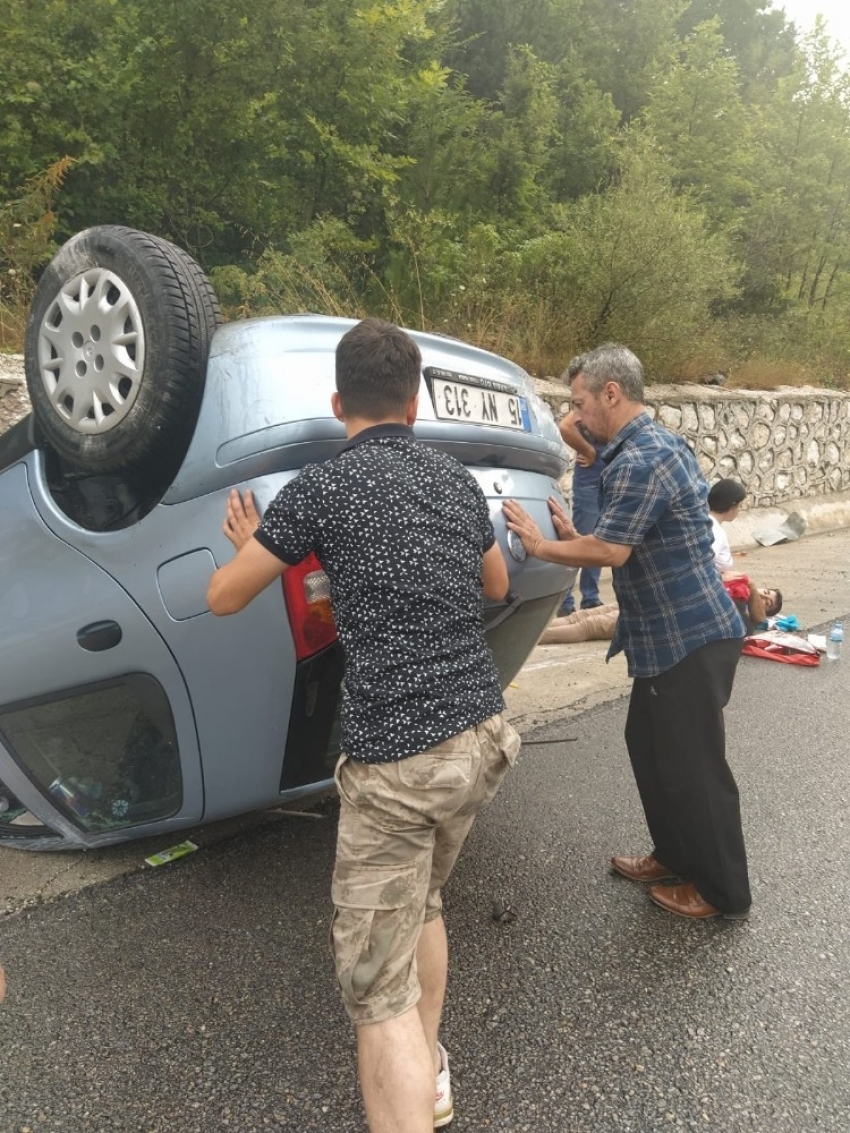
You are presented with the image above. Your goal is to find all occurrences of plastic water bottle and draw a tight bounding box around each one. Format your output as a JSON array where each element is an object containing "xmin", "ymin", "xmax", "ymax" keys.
[{"xmin": 827, "ymin": 620, "xmax": 844, "ymax": 661}]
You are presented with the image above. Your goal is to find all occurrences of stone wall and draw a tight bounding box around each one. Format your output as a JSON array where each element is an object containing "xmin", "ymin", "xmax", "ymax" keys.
[
  {"xmin": 4, "ymin": 356, "xmax": 850, "ymax": 510},
  {"xmin": 538, "ymin": 379, "xmax": 850, "ymax": 510}
]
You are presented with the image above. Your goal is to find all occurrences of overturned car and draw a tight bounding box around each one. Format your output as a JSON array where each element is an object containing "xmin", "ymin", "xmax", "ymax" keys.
[{"xmin": 0, "ymin": 226, "xmax": 573, "ymax": 849}]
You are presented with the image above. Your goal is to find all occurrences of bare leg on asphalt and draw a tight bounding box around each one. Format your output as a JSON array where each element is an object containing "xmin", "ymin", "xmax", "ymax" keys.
[
  {"xmin": 416, "ymin": 914, "xmax": 448, "ymax": 1074},
  {"xmin": 357, "ymin": 1005, "xmax": 434, "ymax": 1133}
]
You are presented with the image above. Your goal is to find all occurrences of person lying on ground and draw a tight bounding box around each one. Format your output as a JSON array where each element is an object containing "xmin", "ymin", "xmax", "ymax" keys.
[
  {"xmin": 721, "ymin": 573, "xmax": 782, "ymax": 633},
  {"xmin": 540, "ymin": 579, "xmax": 781, "ymax": 646},
  {"xmin": 539, "ymin": 603, "xmax": 619, "ymax": 644}
]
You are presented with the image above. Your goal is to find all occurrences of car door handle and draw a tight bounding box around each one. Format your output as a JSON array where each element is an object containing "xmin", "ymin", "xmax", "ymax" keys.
[{"xmin": 76, "ymin": 620, "xmax": 123, "ymax": 652}]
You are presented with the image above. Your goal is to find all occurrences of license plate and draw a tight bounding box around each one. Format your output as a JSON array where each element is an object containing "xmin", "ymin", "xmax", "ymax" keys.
[{"xmin": 429, "ymin": 376, "xmax": 531, "ymax": 432}]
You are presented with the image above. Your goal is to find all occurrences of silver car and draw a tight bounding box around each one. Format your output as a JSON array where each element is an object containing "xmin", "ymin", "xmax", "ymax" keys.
[{"xmin": 0, "ymin": 226, "xmax": 572, "ymax": 849}]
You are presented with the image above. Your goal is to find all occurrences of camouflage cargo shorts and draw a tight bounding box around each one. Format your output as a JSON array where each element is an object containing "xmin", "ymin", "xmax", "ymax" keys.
[{"xmin": 331, "ymin": 713, "xmax": 521, "ymax": 1025}]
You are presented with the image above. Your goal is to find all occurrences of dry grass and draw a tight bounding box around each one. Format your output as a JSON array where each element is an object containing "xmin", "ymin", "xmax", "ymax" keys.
[
  {"xmin": 727, "ymin": 358, "xmax": 825, "ymax": 391},
  {"xmin": 671, "ymin": 350, "xmax": 732, "ymax": 386},
  {"xmin": 437, "ymin": 298, "xmax": 585, "ymax": 379},
  {"xmin": 0, "ymin": 302, "xmax": 26, "ymax": 352}
]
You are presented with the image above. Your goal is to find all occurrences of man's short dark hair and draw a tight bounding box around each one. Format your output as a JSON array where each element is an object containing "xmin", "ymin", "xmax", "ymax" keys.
[
  {"xmin": 708, "ymin": 478, "xmax": 747, "ymax": 513},
  {"xmin": 336, "ymin": 318, "xmax": 422, "ymax": 419},
  {"xmin": 765, "ymin": 588, "xmax": 783, "ymax": 616}
]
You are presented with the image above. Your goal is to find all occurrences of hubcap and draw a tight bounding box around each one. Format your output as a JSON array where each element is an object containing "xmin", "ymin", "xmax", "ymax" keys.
[{"xmin": 37, "ymin": 268, "xmax": 146, "ymax": 434}]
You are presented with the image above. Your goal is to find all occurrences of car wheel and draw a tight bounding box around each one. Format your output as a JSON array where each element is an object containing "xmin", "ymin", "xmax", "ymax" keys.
[{"xmin": 24, "ymin": 226, "xmax": 221, "ymax": 476}]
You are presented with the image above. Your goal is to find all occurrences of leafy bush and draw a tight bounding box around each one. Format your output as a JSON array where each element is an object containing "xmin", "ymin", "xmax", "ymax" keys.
[
  {"xmin": 0, "ymin": 159, "xmax": 73, "ymax": 350},
  {"xmin": 212, "ymin": 218, "xmax": 386, "ymax": 322}
]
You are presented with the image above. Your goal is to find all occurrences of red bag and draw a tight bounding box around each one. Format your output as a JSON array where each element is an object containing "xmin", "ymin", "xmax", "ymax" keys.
[{"xmin": 742, "ymin": 631, "xmax": 820, "ymax": 666}]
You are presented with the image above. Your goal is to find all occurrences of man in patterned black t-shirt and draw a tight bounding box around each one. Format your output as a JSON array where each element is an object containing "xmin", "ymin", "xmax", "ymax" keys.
[{"xmin": 208, "ymin": 318, "xmax": 520, "ymax": 1132}]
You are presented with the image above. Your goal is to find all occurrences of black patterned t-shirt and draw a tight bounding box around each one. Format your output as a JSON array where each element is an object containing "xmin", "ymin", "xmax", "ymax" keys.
[{"xmin": 254, "ymin": 423, "xmax": 505, "ymax": 763}]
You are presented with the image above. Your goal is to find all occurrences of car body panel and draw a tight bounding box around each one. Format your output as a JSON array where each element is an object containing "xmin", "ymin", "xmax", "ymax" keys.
[
  {"xmin": 0, "ymin": 463, "xmax": 204, "ymax": 847},
  {"xmin": 0, "ymin": 315, "xmax": 575, "ymax": 848},
  {"xmin": 167, "ymin": 317, "xmax": 565, "ymax": 503},
  {"xmin": 20, "ymin": 459, "xmax": 307, "ymax": 829}
]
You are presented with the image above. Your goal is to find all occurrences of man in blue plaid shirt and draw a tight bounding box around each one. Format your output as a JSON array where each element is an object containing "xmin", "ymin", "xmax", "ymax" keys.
[{"xmin": 504, "ymin": 344, "xmax": 750, "ymax": 920}]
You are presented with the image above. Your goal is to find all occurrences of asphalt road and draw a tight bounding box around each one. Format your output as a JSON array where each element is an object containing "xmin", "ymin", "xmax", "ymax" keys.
[{"xmin": 2, "ymin": 632, "xmax": 849, "ymax": 1133}]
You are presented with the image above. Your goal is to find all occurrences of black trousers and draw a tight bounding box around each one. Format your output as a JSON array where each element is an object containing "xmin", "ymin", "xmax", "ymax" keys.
[{"xmin": 625, "ymin": 637, "xmax": 750, "ymax": 913}]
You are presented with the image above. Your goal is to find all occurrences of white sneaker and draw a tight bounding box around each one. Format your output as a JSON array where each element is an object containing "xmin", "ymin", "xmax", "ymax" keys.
[{"xmin": 434, "ymin": 1042, "xmax": 454, "ymax": 1127}]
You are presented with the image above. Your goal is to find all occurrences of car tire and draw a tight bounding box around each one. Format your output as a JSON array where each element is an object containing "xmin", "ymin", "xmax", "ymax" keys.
[
  {"xmin": 147, "ymin": 232, "xmax": 223, "ymax": 369},
  {"xmin": 24, "ymin": 225, "xmax": 221, "ymax": 476}
]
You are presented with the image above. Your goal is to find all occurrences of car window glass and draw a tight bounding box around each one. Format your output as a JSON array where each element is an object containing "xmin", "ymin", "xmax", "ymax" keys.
[{"xmin": 0, "ymin": 675, "xmax": 182, "ymax": 833}]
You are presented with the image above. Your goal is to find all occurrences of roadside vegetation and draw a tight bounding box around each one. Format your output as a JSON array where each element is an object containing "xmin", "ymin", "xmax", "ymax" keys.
[{"xmin": 3, "ymin": 0, "xmax": 850, "ymax": 387}]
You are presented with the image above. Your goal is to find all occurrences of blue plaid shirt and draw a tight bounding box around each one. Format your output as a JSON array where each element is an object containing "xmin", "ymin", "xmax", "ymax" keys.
[{"xmin": 595, "ymin": 413, "xmax": 745, "ymax": 677}]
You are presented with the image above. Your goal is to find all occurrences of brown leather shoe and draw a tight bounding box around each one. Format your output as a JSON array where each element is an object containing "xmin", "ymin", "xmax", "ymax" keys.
[
  {"xmin": 647, "ymin": 882, "xmax": 750, "ymax": 920},
  {"xmin": 610, "ymin": 853, "xmax": 676, "ymax": 883}
]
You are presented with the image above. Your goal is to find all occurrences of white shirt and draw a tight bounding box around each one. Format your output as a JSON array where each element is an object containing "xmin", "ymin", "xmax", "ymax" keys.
[{"xmin": 710, "ymin": 515, "xmax": 734, "ymax": 572}]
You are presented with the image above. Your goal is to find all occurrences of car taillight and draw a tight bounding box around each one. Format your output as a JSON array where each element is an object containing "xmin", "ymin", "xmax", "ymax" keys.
[{"xmin": 282, "ymin": 553, "xmax": 338, "ymax": 660}]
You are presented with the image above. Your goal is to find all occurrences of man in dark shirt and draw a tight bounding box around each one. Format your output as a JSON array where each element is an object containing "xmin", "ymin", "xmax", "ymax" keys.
[
  {"xmin": 208, "ymin": 317, "xmax": 518, "ymax": 1132},
  {"xmin": 504, "ymin": 343, "xmax": 750, "ymax": 921}
]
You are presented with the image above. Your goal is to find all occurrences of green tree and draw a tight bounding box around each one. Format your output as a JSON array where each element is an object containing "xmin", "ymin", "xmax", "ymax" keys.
[
  {"xmin": 0, "ymin": 0, "xmax": 132, "ymax": 199},
  {"xmin": 572, "ymin": 0, "xmax": 687, "ymax": 123},
  {"xmin": 642, "ymin": 20, "xmax": 754, "ymax": 227},
  {"xmin": 545, "ymin": 57, "xmax": 621, "ymax": 201},
  {"xmin": 442, "ymin": 0, "xmax": 582, "ymax": 101},
  {"xmin": 677, "ymin": 0, "xmax": 798, "ymax": 100},
  {"xmin": 392, "ymin": 66, "xmax": 492, "ymax": 219},
  {"xmin": 741, "ymin": 23, "xmax": 850, "ymax": 316},
  {"xmin": 512, "ymin": 140, "xmax": 739, "ymax": 375},
  {"xmin": 0, "ymin": 0, "xmax": 458, "ymax": 257},
  {"xmin": 480, "ymin": 46, "xmax": 561, "ymax": 222}
]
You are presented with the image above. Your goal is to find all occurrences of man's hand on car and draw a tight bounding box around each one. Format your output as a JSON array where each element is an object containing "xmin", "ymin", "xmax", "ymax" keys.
[
  {"xmin": 548, "ymin": 496, "xmax": 579, "ymax": 541},
  {"xmin": 502, "ymin": 499, "xmax": 546, "ymax": 557},
  {"xmin": 223, "ymin": 489, "xmax": 261, "ymax": 550}
]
